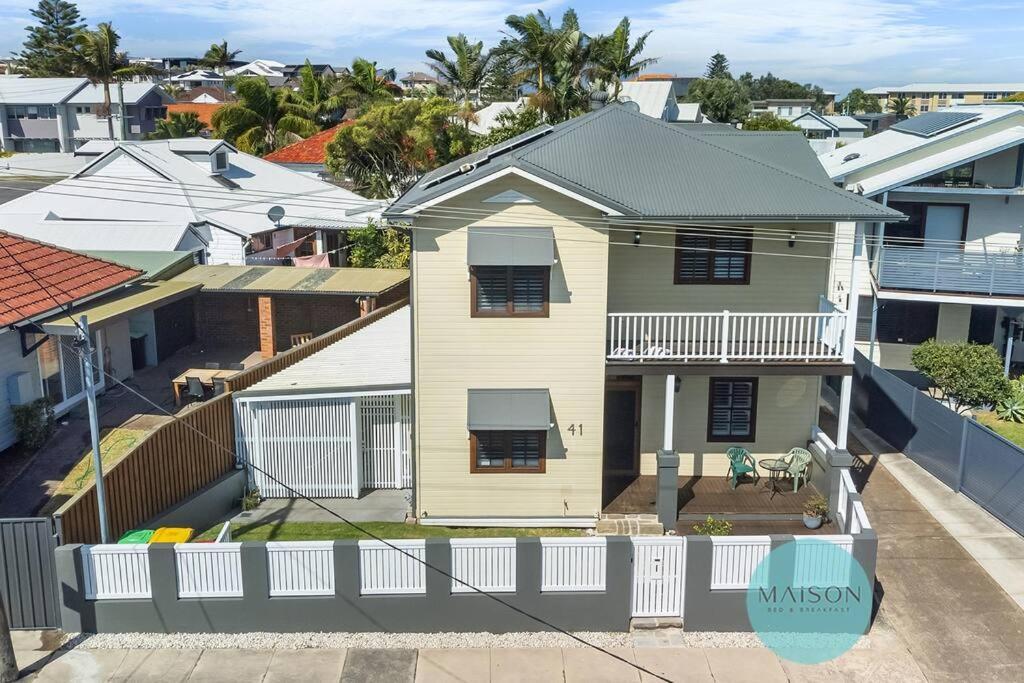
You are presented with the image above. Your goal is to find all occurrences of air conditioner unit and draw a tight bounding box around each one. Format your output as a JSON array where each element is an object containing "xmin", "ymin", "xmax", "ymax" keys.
[{"xmin": 6, "ymin": 372, "xmax": 40, "ymax": 406}]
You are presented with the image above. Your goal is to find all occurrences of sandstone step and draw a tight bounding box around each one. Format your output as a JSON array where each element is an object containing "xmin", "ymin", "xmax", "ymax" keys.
[{"xmin": 595, "ymin": 517, "xmax": 664, "ymax": 536}]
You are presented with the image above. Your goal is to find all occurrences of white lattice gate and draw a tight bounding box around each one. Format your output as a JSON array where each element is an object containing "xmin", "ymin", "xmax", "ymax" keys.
[
  {"xmin": 631, "ymin": 537, "xmax": 686, "ymax": 617},
  {"xmin": 359, "ymin": 395, "xmax": 411, "ymax": 489}
]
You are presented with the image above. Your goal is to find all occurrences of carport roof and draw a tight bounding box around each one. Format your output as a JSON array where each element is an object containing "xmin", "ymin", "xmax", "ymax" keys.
[
  {"xmin": 169, "ymin": 265, "xmax": 409, "ymax": 296},
  {"xmin": 39, "ymin": 280, "xmax": 201, "ymax": 334}
]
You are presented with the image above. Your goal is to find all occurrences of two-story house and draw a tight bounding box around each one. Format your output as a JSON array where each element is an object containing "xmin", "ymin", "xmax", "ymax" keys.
[
  {"xmin": 820, "ymin": 105, "xmax": 1024, "ymax": 377},
  {"xmin": 384, "ymin": 104, "xmax": 901, "ymax": 527}
]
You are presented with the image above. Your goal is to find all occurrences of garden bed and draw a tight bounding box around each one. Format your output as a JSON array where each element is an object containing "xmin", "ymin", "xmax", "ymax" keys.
[{"xmin": 196, "ymin": 521, "xmax": 588, "ymax": 542}]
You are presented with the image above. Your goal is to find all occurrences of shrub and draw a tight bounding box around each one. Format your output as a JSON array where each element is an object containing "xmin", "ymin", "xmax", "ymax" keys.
[
  {"xmin": 241, "ymin": 487, "xmax": 262, "ymax": 511},
  {"xmin": 12, "ymin": 398, "xmax": 55, "ymax": 451},
  {"xmin": 802, "ymin": 494, "xmax": 830, "ymax": 521},
  {"xmin": 997, "ymin": 379, "xmax": 1024, "ymax": 423},
  {"xmin": 911, "ymin": 340, "xmax": 1009, "ymax": 414},
  {"xmin": 692, "ymin": 515, "xmax": 732, "ymax": 536}
]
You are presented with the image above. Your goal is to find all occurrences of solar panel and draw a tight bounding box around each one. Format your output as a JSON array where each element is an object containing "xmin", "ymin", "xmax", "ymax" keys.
[{"xmin": 890, "ymin": 112, "xmax": 979, "ymax": 137}]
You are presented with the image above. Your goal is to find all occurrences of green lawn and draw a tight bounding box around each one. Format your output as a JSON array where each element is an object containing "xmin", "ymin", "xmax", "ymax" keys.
[
  {"xmin": 975, "ymin": 411, "xmax": 1024, "ymax": 449},
  {"xmin": 196, "ymin": 521, "xmax": 587, "ymax": 542}
]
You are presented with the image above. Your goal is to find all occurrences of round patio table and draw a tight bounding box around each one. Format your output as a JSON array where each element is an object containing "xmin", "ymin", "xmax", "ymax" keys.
[{"xmin": 758, "ymin": 458, "xmax": 789, "ymax": 500}]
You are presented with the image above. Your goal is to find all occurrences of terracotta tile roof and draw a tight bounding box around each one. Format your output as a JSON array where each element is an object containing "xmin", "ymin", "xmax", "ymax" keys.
[
  {"xmin": 166, "ymin": 102, "xmax": 224, "ymax": 129},
  {"xmin": 263, "ymin": 123, "xmax": 350, "ymax": 164},
  {"xmin": 0, "ymin": 232, "xmax": 142, "ymax": 326}
]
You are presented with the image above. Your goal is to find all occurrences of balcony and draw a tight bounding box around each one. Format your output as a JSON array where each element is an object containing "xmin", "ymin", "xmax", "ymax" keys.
[
  {"xmin": 606, "ymin": 307, "xmax": 848, "ymax": 364},
  {"xmin": 877, "ymin": 245, "xmax": 1024, "ymax": 298}
]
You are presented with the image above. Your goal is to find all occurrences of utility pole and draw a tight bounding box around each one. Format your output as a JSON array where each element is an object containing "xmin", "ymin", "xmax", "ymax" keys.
[
  {"xmin": 0, "ymin": 594, "xmax": 17, "ymax": 683},
  {"xmin": 78, "ymin": 316, "xmax": 110, "ymax": 543}
]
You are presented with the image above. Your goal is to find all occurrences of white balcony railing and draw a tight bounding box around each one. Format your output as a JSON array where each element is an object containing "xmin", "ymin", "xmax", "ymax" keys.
[
  {"xmin": 878, "ymin": 245, "xmax": 1024, "ymax": 297},
  {"xmin": 607, "ymin": 308, "xmax": 847, "ymax": 363}
]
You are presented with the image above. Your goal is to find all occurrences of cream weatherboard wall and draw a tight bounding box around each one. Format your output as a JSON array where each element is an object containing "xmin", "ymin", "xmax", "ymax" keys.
[
  {"xmin": 410, "ymin": 176, "xmax": 610, "ymax": 520},
  {"xmin": 635, "ymin": 375, "xmax": 821, "ymax": 476}
]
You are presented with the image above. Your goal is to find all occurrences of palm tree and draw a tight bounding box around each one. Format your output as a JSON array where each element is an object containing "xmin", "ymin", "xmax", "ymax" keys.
[
  {"xmin": 200, "ymin": 41, "xmax": 241, "ymax": 74},
  {"xmin": 162, "ymin": 83, "xmax": 185, "ymax": 101},
  {"xmin": 66, "ymin": 23, "xmax": 159, "ymax": 139},
  {"xmin": 425, "ymin": 34, "xmax": 492, "ymax": 104},
  {"xmin": 211, "ymin": 76, "xmax": 316, "ymax": 155},
  {"xmin": 148, "ymin": 111, "xmax": 205, "ymax": 139},
  {"xmin": 591, "ymin": 18, "xmax": 658, "ymax": 99},
  {"xmin": 502, "ymin": 10, "xmax": 560, "ymax": 90},
  {"xmin": 338, "ymin": 58, "xmax": 398, "ymax": 105},
  {"xmin": 887, "ymin": 94, "xmax": 917, "ymax": 117},
  {"xmin": 287, "ymin": 60, "xmax": 348, "ymax": 125}
]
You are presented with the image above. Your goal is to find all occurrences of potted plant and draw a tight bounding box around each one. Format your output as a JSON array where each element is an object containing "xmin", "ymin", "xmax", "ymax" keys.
[{"xmin": 802, "ymin": 495, "xmax": 829, "ymax": 529}]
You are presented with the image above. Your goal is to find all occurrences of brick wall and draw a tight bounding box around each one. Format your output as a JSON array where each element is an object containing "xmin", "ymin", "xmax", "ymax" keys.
[
  {"xmin": 193, "ymin": 293, "xmax": 260, "ymax": 350},
  {"xmin": 271, "ymin": 295, "xmax": 360, "ymax": 351},
  {"xmin": 258, "ymin": 296, "xmax": 275, "ymax": 358}
]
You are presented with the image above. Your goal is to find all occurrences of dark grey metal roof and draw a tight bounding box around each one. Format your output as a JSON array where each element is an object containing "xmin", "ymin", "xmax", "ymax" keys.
[
  {"xmin": 386, "ymin": 105, "xmax": 904, "ymax": 223},
  {"xmin": 890, "ymin": 112, "xmax": 980, "ymax": 138},
  {"xmin": 467, "ymin": 227, "xmax": 554, "ymax": 266},
  {"xmin": 467, "ymin": 389, "xmax": 551, "ymax": 430}
]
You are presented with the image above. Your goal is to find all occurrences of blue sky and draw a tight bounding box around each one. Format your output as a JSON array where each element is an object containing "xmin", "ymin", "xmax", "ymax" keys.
[{"xmin": 1, "ymin": 0, "xmax": 1022, "ymax": 95}]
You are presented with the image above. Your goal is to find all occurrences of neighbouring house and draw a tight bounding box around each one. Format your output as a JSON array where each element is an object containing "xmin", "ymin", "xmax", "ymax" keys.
[
  {"xmin": 263, "ymin": 123, "xmax": 349, "ymax": 179},
  {"xmin": 789, "ymin": 111, "xmax": 867, "ymax": 140},
  {"xmin": 281, "ymin": 64, "xmax": 336, "ymax": 87},
  {"xmin": 167, "ymin": 264, "xmax": 408, "ymax": 359},
  {"xmin": 168, "ymin": 70, "xmax": 225, "ymax": 91},
  {"xmin": 164, "ymin": 103, "xmax": 223, "ymax": 134},
  {"xmin": 0, "ymin": 138, "xmax": 386, "ymax": 264},
  {"xmin": 383, "ymin": 102, "xmax": 901, "ymax": 527},
  {"xmin": 400, "ymin": 71, "xmax": 442, "ymax": 92},
  {"xmin": 820, "ymin": 104, "xmax": 1024, "ymax": 378},
  {"xmin": 177, "ymin": 86, "xmax": 232, "ymax": 104},
  {"xmin": 865, "ymin": 83, "xmax": 1024, "ymax": 115},
  {"xmin": 750, "ymin": 98, "xmax": 816, "ymax": 119},
  {"xmin": 852, "ymin": 112, "xmax": 902, "ymax": 134},
  {"xmin": 226, "ymin": 60, "xmax": 287, "ymax": 86},
  {"xmin": 634, "ymin": 73, "xmax": 698, "ymax": 98},
  {"xmin": 0, "ymin": 78, "xmax": 170, "ymax": 152},
  {"xmin": 0, "ymin": 233, "xmax": 204, "ymax": 450}
]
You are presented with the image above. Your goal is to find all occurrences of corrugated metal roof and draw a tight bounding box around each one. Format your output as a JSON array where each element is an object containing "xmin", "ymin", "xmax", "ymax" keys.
[
  {"xmin": 39, "ymin": 280, "xmax": 199, "ymax": 334},
  {"xmin": 890, "ymin": 111, "xmax": 980, "ymax": 137},
  {"xmin": 80, "ymin": 250, "xmax": 195, "ymax": 280},
  {"xmin": 238, "ymin": 305, "xmax": 409, "ymax": 395},
  {"xmin": 169, "ymin": 265, "xmax": 408, "ymax": 295},
  {"xmin": 387, "ymin": 104, "xmax": 902, "ymax": 222},
  {"xmin": 615, "ymin": 81, "xmax": 675, "ymax": 119},
  {"xmin": 0, "ymin": 78, "xmax": 87, "ymax": 104},
  {"xmin": 67, "ymin": 83, "xmax": 167, "ymax": 104}
]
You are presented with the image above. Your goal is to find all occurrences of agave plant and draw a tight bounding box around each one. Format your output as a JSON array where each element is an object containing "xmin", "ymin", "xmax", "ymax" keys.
[{"xmin": 997, "ymin": 379, "xmax": 1024, "ymax": 423}]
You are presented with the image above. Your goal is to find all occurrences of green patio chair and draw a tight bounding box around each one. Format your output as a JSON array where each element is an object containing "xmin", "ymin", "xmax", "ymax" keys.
[
  {"xmin": 783, "ymin": 447, "xmax": 812, "ymax": 492},
  {"xmin": 726, "ymin": 447, "xmax": 759, "ymax": 489}
]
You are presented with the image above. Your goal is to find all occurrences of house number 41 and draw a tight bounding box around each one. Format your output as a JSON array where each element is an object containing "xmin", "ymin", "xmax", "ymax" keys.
[{"xmin": 567, "ymin": 424, "xmax": 584, "ymax": 436}]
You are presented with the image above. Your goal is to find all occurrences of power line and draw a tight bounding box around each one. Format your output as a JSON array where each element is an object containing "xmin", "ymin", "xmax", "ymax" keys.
[{"xmin": 0, "ymin": 243, "xmax": 671, "ymax": 681}]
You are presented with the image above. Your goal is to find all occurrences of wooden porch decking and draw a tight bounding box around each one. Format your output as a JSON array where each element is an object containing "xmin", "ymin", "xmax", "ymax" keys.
[{"xmin": 602, "ymin": 475, "xmax": 821, "ymax": 518}]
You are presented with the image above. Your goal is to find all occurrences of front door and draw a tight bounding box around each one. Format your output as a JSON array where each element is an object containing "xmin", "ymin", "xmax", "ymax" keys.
[{"xmin": 604, "ymin": 379, "xmax": 641, "ymax": 476}]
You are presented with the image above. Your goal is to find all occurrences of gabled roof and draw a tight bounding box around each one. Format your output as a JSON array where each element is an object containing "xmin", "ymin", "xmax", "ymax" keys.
[
  {"xmin": 0, "ymin": 231, "xmax": 141, "ymax": 326},
  {"xmin": 615, "ymin": 81, "xmax": 676, "ymax": 119},
  {"xmin": 263, "ymin": 124, "xmax": 349, "ymax": 164},
  {"xmin": 68, "ymin": 83, "xmax": 171, "ymax": 105},
  {"xmin": 179, "ymin": 86, "xmax": 232, "ymax": 103},
  {"xmin": 790, "ymin": 111, "xmax": 866, "ymax": 132},
  {"xmin": 0, "ymin": 77, "xmax": 87, "ymax": 104},
  {"xmin": 387, "ymin": 104, "xmax": 903, "ymax": 223},
  {"xmin": 170, "ymin": 70, "xmax": 223, "ymax": 82}
]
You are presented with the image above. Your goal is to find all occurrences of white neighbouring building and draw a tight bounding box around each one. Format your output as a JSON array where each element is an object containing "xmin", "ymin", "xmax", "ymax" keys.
[
  {"xmin": 0, "ymin": 138, "xmax": 386, "ymax": 264},
  {"xmin": 821, "ymin": 105, "xmax": 1024, "ymax": 376}
]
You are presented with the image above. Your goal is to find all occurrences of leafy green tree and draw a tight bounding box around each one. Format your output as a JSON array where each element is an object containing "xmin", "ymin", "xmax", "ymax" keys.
[
  {"xmin": 325, "ymin": 97, "xmax": 473, "ymax": 198},
  {"xmin": 839, "ymin": 88, "xmax": 881, "ymax": 114},
  {"xmin": 163, "ymin": 83, "xmax": 185, "ymax": 101},
  {"xmin": 704, "ymin": 52, "xmax": 731, "ymax": 80},
  {"xmin": 481, "ymin": 40, "xmax": 520, "ymax": 103},
  {"xmin": 911, "ymin": 340, "xmax": 1009, "ymax": 414},
  {"xmin": 471, "ymin": 107, "xmax": 544, "ymax": 151},
  {"xmin": 999, "ymin": 92, "xmax": 1024, "ymax": 102},
  {"xmin": 686, "ymin": 77, "xmax": 749, "ymax": 122},
  {"xmin": 337, "ymin": 57, "xmax": 398, "ymax": 111},
  {"xmin": 346, "ymin": 223, "xmax": 410, "ymax": 268},
  {"xmin": 502, "ymin": 10, "xmax": 561, "ymax": 91},
  {"xmin": 426, "ymin": 34, "xmax": 492, "ymax": 104},
  {"xmin": 590, "ymin": 17, "xmax": 657, "ymax": 99},
  {"xmin": 211, "ymin": 76, "xmax": 316, "ymax": 154},
  {"xmin": 741, "ymin": 113, "xmax": 800, "ymax": 131},
  {"xmin": 17, "ymin": 0, "xmax": 85, "ymax": 77},
  {"xmin": 287, "ymin": 59, "xmax": 348, "ymax": 125},
  {"xmin": 148, "ymin": 111, "xmax": 205, "ymax": 139},
  {"xmin": 66, "ymin": 22, "xmax": 159, "ymax": 139},
  {"xmin": 200, "ymin": 40, "xmax": 241, "ymax": 74},
  {"xmin": 887, "ymin": 93, "xmax": 916, "ymax": 116}
]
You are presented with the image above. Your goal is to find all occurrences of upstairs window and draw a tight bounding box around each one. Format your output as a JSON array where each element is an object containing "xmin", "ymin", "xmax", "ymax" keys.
[
  {"xmin": 674, "ymin": 230, "xmax": 752, "ymax": 285},
  {"xmin": 470, "ymin": 430, "xmax": 546, "ymax": 473},
  {"xmin": 471, "ymin": 266, "xmax": 549, "ymax": 317},
  {"xmin": 707, "ymin": 378, "xmax": 758, "ymax": 442}
]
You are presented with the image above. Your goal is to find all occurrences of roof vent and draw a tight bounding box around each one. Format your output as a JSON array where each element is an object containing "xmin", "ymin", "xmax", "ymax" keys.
[
  {"xmin": 211, "ymin": 149, "xmax": 229, "ymax": 174},
  {"xmin": 590, "ymin": 90, "xmax": 609, "ymax": 111},
  {"xmin": 842, "ymin": 152, "xmax": 861, "ymax": 163},
  {"xmin": 459, "ymin": 162, "xmax": 476, "ymax": 174}
]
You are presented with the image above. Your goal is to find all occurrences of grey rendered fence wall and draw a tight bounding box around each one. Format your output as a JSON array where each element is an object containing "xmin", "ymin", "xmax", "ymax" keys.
[
  {"xmin": 0, "ymin": 518, "xmax": 60, "ymax": 629},
  {"xmin": 852, "ymin": 351, "xmax": 1024, "ymax": 536}
]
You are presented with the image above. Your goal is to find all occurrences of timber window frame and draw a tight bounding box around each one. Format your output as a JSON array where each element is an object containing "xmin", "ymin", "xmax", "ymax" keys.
[
  {"xmin": 469, "ymin": 430, "xmax": 547, "ymax": 473},
  {"xmin": 707, "ymin": 377, "xmax": 758, "ymax": 442},
  {"xmin": 470, "ymin": 265, "xmax": 550, "ymax": 317},
  {"xmin": 674, "ymin": 230, "xmax": 752, "ymax": 285}
]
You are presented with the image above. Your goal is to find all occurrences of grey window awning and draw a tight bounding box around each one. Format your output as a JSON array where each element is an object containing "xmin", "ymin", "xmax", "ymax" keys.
[
  {"xmin": 467, "ymin": 389, "xmax": 551, "ymax": 430},
  {"xmin": 467, "ymin": 227, "xmax": 554, "ymax": 266}
]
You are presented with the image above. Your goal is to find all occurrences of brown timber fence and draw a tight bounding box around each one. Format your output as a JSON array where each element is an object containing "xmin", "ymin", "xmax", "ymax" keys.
[{"xmin": 54, "ymin": 298, "xmax": 410, "ymax": 544}]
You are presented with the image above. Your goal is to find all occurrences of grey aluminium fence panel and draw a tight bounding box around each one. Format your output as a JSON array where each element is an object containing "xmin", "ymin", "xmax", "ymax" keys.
[
  {"xmin": 903, "ymin": 392, "xmax": 963, "ymax": 489},
  {"xmin": 0, "ymin": 517, "xmax": 60, "ymax": 629},
  {"xmin": 961, "ymin": 423, "xmax": 1024, "ymax": 536}
]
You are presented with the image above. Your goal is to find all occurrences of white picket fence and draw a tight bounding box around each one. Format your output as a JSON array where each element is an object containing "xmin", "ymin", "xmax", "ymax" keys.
[
  {"xmin": 267, "ymin": 541, "xmax": 335, "ymax": 596},
  {"xmin": 793, "ymin": 536, "xmax": 855, "ymax": 588},
  {"xmin": 710, "ymin": 535, "xmax": 858, "ymax": 590},
  {"xmin": 358, "ymin": 540, "xmax": 426, "ymax": 595},
  {"xmin": 450, "ymin": 538, "xmax": 516, "ymax": 593},
  {"xmin": 175, "ymin": 544, "xmax": 244, "ymax": 598},
  {"xmin": 83, "ymin": 544, "xmax": 152, "ymax": 600},
  {"xmin": 631, "ymin": 536, "xmax": 685, "ymax": 617},
  {"xmin": 710, "ymin": 536, "xmax": 772, "ymax": 590},
  {"xmin": 540, "ymin": 537, "xmax": 607, "ymax": 592}
]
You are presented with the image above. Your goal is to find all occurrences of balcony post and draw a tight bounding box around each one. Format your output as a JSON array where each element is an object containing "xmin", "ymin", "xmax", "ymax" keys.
[
  {"xmin": 720, "ymin": 310, "xmax": 730, "ymax": 363},
  {"xmin": 843, "ymin": 225, "xmax": 864, "ymax": 365},
  {"xmin": 837, "ymin": 375, "xmax": 853, "ymax": 451},
  {"xmin": 656, "ymin": 374, "xmax": 679, "ymax": 530}
]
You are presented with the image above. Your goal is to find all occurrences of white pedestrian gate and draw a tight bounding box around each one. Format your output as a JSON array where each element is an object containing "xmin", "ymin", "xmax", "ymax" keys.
[
  {"xmin": 631, "ymin": 537, "xmax": 686, "ymax": 618},
  {"xmin": 235, "ymin": 392, "xmax": 411, "ymax": 498}
]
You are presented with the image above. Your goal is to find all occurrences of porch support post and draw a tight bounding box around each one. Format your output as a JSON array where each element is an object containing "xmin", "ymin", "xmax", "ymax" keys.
[
  {"xmin": 656, "ymin": 375, "xmax": 679, "ymax": 531},
  {"xmin": 838, "ymin": 224, "xmax": 864, "ymax": 452}
]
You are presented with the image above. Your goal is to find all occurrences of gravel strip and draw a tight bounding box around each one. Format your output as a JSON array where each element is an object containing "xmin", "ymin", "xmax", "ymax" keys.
[{"xmin": 64, "ymin": 631, "xmax": 632, "ymax": 650}]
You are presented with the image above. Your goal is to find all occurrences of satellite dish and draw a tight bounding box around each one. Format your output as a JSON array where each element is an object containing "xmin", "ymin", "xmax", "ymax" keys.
[{"xmin": 267, "ymin": 205, "xmax": 286, "ymax": 225}]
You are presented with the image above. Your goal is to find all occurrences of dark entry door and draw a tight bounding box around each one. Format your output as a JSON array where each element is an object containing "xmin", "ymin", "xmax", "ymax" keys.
[
  {"xmin": 0, "ymin": 518, "xmax": 60, "ymax": 629},
  {"xmin": 604, "ymin": 380, "xmax": 640, "ymax": 476}
]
